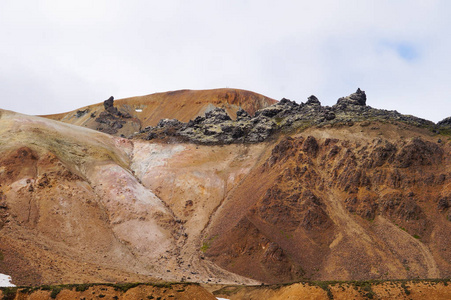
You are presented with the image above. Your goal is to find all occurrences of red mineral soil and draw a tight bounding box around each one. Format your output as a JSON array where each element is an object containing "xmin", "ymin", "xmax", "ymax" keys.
[
  {"xmin": 1, "ymin": 89, "xmax": 451, "ymax": 297},
  {"xmin": 42, "ymin": 88, "xmax": 277, "ymax": 137}
]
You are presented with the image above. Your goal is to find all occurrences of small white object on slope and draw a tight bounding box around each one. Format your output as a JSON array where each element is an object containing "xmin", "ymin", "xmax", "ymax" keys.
[
  {"xmin": 0, "ymin": 273, "xmax": 15, "ymax": 287},
  {"xmin": 216, "ymin": 298, "xmax": 230, "ymax": 300}
]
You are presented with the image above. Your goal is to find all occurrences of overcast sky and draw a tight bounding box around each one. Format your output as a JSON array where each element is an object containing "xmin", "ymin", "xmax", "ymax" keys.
[{"xmin": 1, "ymin": 0, "xmax": 450, "ymax": 122}]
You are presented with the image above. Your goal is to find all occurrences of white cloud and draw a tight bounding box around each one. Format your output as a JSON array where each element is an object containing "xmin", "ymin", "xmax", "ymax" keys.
[{"xmin": 0, "ymin": 0, "xmax": 450, "ymax": 122}]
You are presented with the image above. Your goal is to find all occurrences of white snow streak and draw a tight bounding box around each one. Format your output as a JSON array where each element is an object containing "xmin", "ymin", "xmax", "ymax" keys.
[{"xmin": 0, "ymin": 273, "xmax": 15, "ymax": 287}]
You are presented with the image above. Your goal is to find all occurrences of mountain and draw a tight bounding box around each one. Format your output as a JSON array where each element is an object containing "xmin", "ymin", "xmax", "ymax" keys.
[
  {"xmin": 43, "ymin": 88, "xmax": 277, "ymax": 137},
  {"xmin": 1, "ymin": 88, "xmax": 451, "ymax": 289}
]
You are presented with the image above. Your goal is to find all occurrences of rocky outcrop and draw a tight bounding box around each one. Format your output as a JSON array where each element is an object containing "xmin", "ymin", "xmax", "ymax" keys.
[
  {"xmin": 2, "ymin": 107, "xmax": 451, "ymax": 286},
  {"xmin": 335, "ymin": 88, "xmax": 367, "ymax": 107},
  {"xmin": 138, "ymin": 106, "xmax": 277, "ymax": 144},
  {"xmin": 95, "ymin": 96, "xmax": 133, "ymax": 135},
  {"xmin": 42, "ymin": 89, "xmax": 278, "ymax": 137},
  {"xmin": 135, "ymin": 89, "xmax": 435, "ymax": 144},
  {"xmin": 438, "ymin": 116, "xmax": 451, "ymax": 127}
]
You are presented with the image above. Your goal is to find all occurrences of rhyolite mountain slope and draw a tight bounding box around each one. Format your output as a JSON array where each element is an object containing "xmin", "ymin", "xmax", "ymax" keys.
[
  {"xmin": 1, "ymin": 88, "xmax": 451, "ymax": 287},
  {"xmin": 0, "ymin": 109, "xmax": 258, "ymax": 286},
  {"xmin": 43, "ymin": 88, "xmax": 277, "ymax": 137}
]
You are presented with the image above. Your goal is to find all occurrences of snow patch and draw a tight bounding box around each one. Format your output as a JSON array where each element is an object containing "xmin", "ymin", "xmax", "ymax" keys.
[
  {"xmin": 0, "ymin": 273, "xmax": 15, "ymax": 287},
  {"xmin": 216, "ymin": 298, "xmax": 230, "ymax": 300}
]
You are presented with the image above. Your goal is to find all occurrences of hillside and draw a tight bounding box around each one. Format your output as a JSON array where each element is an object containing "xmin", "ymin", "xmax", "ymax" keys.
[
  {"xmin": 204, "ymin": 123, "xmax": 451, "ymax": 283},
  {"xmin": 42, "ymin": 88, "xmax": 277, "ymax": 137},
  {"xmin": 0, "ymin": 109, "xmax": 258, "ymax": 286},
  {"xmin": 1, "ymin": 88, "xmax": 451, "ymax": 294},
  {"xmin": 2, "ymin": 279, "xmax": 451, "ymax": 299}
]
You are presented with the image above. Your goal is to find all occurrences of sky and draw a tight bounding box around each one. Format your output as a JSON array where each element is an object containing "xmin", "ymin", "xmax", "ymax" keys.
[{"xmin": 1, "ymin": 0, "xmax": 450, "ymax": 122}]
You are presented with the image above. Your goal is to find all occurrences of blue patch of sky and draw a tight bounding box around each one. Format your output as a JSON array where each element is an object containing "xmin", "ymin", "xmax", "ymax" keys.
[
  {"xmin": 379, "ymin": 40, "xmax": 420, "ymax": 62},
  {"xmin": 396, "ymin": 43, "xmax": 419, "ymax": 61}
]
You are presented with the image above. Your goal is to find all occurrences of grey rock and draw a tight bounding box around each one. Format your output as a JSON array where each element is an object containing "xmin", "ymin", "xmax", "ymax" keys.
[
  {"xmin": 437, "ymin": 116, "xmax": 451, "ymax": 127},
  {"xmin": 76, "ymin": 109, "xmax": 89, "ymax": 118},
  {"xmin": 306, "ymin": 95, "xmax": 321, "ymax": 106},
  {"xmin": 103, "ymin": 96, "xmax": 114, "ymax": 110},
  {"xmin": 236, "ymin": 108, "xmax": 251, "ymax": 121},
  {"xmin": 324, "ymin": 111, "xmax": 336, "ymax": 121},
  {"xmin": 132, "ymin": 88, "xmax": 437, "ymax": 145},
  {"xmin": 255, "ymin": 106, "xmax": 284, "ymax": 118},
  {"xmin": 335, "ymin": 88, "xmax": 366, "ymax": 107},
  {"xmin": 279, "ymin": 98, "xmax": 299, "ymax": 107},
  {"xmin": 203, "ymin": 107, "xmax": 232, "ymax": 124},
  {"xmin": 157, "ymin": 118, "xmax": 182, "ymax": 128}
]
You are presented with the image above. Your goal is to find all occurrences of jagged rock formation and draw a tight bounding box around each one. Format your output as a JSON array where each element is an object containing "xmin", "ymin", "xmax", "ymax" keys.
[
  {"xmin": 136, "ymin": 89, "xmax": 435, "ymax": 144},
  {"xmin": 438, "ymin": 116, "xmax": 451, "ymax": 127},
  {"xmin": 94, "ymin": 96, "xmax": 134, "ymax": 135},
  {"xmin": 42, "ymin": 89, "xmax": 277, "ymax": 137},
  {"xmin": 336, "ymin": 87, "xmax": 367, "ymax": 106},
  {"xmin": 1, "ymin": 88, "xmax": 451, "ymax": 289}
]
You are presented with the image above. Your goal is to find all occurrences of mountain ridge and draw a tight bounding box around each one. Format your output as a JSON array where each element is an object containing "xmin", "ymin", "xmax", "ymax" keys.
[
  {"xmin": 1, "ymin": 88, "xmax": 451, "ymax": 290},
  {"xmin": 42, "ymin": 88, "xmax": 277, "ymax": 137}
]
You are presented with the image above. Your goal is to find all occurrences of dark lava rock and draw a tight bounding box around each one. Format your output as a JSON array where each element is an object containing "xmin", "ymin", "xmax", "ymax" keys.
[
  {"xmin": 104, "ymin": 96, "xmax": 114, "ymax": 110},
  {"xmin": 204, "ymin": 107, "xmax": 232, "ymax": 124},
  {"xmin": 306, "ymin": 95, "xmax": 321, "ymax": 106},
  {"xmin": 255, "ymin": 106, "xmax": 284, "ymax": 118},
  {"xmin": 95, "ymin": 96, "xmax": 133, "ymax": 134},
  {"xmin": 131, "ymin": 88, "xmax": 437, "ymax": 145},
  {"xmin": 437, "ymin": 116, "xmax": 451, "ymax": 127},
  {"xmin": 245, "ymin": 118, "xmax": 276, "ymax": 143},
  {"xmin": 157, "ymin": 119, "xmax": 182, "ymax": 128},
  {"xmin": 279, "ymin": 98, "xmax": 299, "ymax": 107},
  {"xmin": 192, "ymin": 116, "xmax": 205, "ymax": 125},
  {"xmin": 323, "ymin": 110, "xmax": 336, "ymax": 121},
  {"xmin": 76, "ymin": 109, "xmax": 89, "ymax": 118},
  {"xmin": 101, "ymin": 96, "xmax": 131, "ymax": 118},
  {"xmin": 336, "ymin": 88, "xmax": 367, "ymax": 107},
  {"xmin": 236, "ymin": 108, "xmax": 251, "ymax": 121}
]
